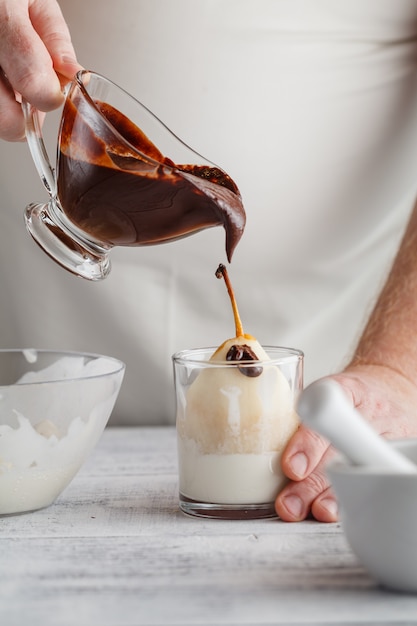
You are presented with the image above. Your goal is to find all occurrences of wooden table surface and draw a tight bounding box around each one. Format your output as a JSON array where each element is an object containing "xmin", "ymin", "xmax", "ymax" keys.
[{"xmin": 1, "ymin": 426, "xmax": 417, "ymax": 626}]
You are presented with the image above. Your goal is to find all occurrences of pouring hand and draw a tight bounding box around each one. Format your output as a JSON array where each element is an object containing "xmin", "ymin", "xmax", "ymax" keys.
[
  {"xmin": 275, "ymin": 364, "xmax": 417, "ymax": 522},
  {"xmin": 0, "ymin": 0, "xmax": 83, "ymax": 141}
]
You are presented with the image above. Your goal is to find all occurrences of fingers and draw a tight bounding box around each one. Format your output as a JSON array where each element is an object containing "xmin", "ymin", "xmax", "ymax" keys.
[
  {"xmin": 0, "ymin": 69, "xmax": 26, "ymax": 141},
  {"xmin": 275, "ymin": 423, "xmax": 338, "ymax": 522},
  {"xmin": 0, "ymin": 0, "xmax": 83, "ymax": 141},
  {"xmin": 29, "ymin": 0, "xmax": 83, "ymax": 84},
  {"xmin": 0, "ymin": 1, "xmax": 63, "ymax": 109},
  {"xmin": 280, "ymin": 423, "xmax": 329, "ymax": 480},
  {"xmin": 311, "ymin": 487, "xmax": 338, "ymax": 522},
  {"xmin": 276, "ymin": 447, "xmax": 339, "ymax": 523}
]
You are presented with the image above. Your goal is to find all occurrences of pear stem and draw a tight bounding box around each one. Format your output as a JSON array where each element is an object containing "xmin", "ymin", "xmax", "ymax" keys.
[{"xmin": 215, "ymin": 263, "xmax": 244, "ymax": 337}]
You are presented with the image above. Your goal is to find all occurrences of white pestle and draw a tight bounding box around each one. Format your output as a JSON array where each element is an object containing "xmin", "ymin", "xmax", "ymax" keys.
[{"xmin": 297, "ymin": 379, "xmax": 417, "ymax": 474}]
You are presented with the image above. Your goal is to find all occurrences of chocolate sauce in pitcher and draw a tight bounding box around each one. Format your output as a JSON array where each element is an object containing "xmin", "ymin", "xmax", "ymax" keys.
[{"xmin": 56, "ymin": 96, "xmax": 246, "ymax": 261}]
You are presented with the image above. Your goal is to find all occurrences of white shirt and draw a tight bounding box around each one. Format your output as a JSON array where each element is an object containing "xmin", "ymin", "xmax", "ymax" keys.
[{"xmin": 1, "ymin": 0, "xmax": 417, "ymax": 424}]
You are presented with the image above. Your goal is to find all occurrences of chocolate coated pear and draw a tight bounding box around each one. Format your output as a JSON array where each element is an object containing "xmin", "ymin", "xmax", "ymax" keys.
[
  {"xmin": 209, "ymin": 264, "xmax": 264, "ymax": 376},
  {"xmin": 179, "ymin": 265, "xmax": 299, "ymax": 454}
]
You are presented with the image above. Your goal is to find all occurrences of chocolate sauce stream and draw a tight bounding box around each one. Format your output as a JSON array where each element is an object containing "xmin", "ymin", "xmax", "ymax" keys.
[{"xmin": 56, "ymin": 96, "xmax": 246, "ymax": 261}]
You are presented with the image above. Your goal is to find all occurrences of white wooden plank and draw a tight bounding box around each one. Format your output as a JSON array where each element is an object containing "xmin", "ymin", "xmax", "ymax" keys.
[{"xmin": 1, "ymin": 427, "xmax": 416, "ymax": 626}]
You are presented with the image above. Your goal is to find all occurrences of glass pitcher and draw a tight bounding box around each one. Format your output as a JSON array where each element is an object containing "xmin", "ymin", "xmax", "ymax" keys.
[{"xmin": 22, "ymin": 70, "xmax": 245, "ymax": 280}]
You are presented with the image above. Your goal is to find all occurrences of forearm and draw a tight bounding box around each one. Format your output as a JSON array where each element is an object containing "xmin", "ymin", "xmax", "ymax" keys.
[
  {"xmin": 350, "ymin": 197, "xmax": 417, "ymax": 384},
  {"xmin": 277, "ymin": 198, "xmax": 417, "ymax": 523}
]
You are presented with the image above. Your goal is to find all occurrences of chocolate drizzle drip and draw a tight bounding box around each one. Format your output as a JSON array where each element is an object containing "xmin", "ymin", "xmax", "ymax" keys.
[{"xmin": 226, "ymin": 344, "xmax": 263, "ymax": 378}]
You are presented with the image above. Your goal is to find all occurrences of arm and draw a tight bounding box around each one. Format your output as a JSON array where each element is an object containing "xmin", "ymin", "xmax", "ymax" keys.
[
  {"xmin": 0, "ymin": 0, "xmax": 82, "ymax": 141},
  {"xmin": 276, "ymin": 197, "xmax": 417, "ymax": 522}
]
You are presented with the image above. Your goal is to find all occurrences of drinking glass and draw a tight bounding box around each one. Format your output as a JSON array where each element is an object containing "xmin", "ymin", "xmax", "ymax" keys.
[{"xmin": 173, "ymin": 346, "xmax": 304, "ymax": 519}]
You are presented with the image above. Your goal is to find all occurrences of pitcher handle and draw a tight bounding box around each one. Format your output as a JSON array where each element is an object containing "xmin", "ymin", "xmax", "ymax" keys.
[{"xmin": 21, "ymin": 99, "xmax": 56, "ymax": 197}]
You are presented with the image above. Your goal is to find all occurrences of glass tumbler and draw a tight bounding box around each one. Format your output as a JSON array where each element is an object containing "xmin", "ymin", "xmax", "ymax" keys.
[{"xmin": 173, "ymin": 346, "xmax": 303, "ymax": 520}]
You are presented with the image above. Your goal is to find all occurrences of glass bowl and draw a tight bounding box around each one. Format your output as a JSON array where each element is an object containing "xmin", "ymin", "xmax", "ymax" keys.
[{"xmin": 0, "ymin": 349, "xmax": 125, "ymax": 515}]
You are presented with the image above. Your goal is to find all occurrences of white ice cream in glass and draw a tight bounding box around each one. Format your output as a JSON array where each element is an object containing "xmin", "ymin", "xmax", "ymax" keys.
[{"xmin": 173, "ymin": 265, "xmax": 303, "ymax": 519}]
